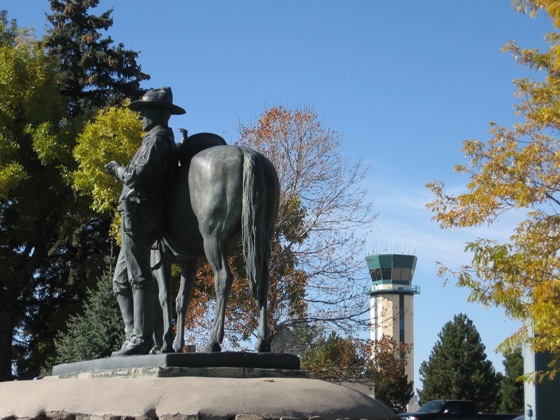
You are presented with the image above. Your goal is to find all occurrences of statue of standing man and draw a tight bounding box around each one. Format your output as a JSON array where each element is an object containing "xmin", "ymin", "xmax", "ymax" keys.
[{"xmin": 104, "ymin": 87, "xmax": 185, "ymax": 356}]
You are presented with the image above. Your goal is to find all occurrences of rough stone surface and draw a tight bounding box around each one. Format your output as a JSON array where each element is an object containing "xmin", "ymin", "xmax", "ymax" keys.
[{"xmin": 0, "ymin": 376, "xmax": 397, "ymax": 420}]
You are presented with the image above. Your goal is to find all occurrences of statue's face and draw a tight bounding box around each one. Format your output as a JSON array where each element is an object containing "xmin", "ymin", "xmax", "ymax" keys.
[{"xmin": 138, "ymin": 107, "xmax": 161, "ymax": 131}]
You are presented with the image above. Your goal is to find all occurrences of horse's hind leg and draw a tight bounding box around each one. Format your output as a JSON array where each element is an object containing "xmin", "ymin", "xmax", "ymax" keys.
[
  {"xmin": 203, "ymin": 237, "xmax": 232, "ymax": 352},
  {"xmin": 173, "ymin": 258, "xmax": 198, "ymax": 352},
  {"xmin": 254, "ymin": 282, "xmax": 270, "ymax": 352}
]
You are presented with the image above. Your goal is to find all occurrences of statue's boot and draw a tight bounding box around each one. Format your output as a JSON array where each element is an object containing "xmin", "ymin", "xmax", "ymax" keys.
[
  {"xmin": 111, "ymin": 290, "xmax": 134, "ymax": 356},
  {"xmin": 114, "ymin": 286, "xmax": 155, "ymax": 356}
]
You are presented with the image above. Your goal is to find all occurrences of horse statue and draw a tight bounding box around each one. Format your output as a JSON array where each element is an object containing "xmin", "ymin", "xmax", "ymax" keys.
[{"xmin": 150, "ymin": 131, "xmax": 280, "ymax": 353}]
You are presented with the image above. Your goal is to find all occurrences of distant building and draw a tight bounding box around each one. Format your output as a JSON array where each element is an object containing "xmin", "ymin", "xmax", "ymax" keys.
[{"xmin": 366, "ymin": 253, "xmax": 420, "ymax": 387}]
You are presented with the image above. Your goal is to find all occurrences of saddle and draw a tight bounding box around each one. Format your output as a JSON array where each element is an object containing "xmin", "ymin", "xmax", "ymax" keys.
[
  {"xmin": 156, "ymin": 130, "xmax": 228, "ymax": 262},
  {"xmin": 176, "ymin": 129, "xmax": 227, "ymax": 165}
]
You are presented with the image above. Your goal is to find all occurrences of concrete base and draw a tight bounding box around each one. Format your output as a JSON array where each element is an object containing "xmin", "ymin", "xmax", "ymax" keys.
[
  {"xmin": 1, "ymin": 353, "xmax": 396, "ymax": 419},
  {"xmin": 52, "ymin": 352, "xmax": 302, "ymax": 378},
  {"xmin": 0, "ymin": 375, "xmax": 396, "ymax": 420}
]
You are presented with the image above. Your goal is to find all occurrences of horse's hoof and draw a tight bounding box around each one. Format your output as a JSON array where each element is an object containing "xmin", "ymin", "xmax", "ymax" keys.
[
  {"xmin": 161, "ymin": 343, "xmax": 175, "ymax": 353},
  {"xmin": 173, "ymin": 340, "xmax": 184, "ymax": 353},
  {"xmin": 255, "ymin": 339, "xmax": 271, "ymax": 353},
  {"xmin": 149, "ymin": 345, "xmax": 162, "ymax": 355},
  {"xmin": 203, "ymin": 341, "xmax": 222, "ymax": 352}
]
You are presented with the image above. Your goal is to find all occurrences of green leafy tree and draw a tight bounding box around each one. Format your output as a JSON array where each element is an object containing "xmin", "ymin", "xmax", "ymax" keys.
[
  {"xmin": 371, "ymin": 335, "xmax": 414, "ymax": 413},
  {"xmin": 0, "ymin": 0, "xmax": 149, "ymax": 380},
  {"xmin": 426, "ymin": 1, "xmax": 560, "ymax": 381},
  {"xmin": 45, "ymin": 0, "xmax": 149, "ymax": 117},
  {"xmin": 418, "ymin": 314, "xmax": 499, "ymax": 411},
  {"xmin": 50, "ymin": 259, "xmax": 122, "ymax": 369},
  {"xmin": 499, "ymin": 347, "xmax": 524, "ymax": 414},
  {"xmin": 0, "ymin": 12, "xmax": 85, "ymax": 381}
]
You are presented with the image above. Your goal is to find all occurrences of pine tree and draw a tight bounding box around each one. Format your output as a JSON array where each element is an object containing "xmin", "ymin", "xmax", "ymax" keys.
[
  {"xmin": 51, "ymin": 259, "xmax": 122, "ymax": 368},
  {"xmin": 0, "ymin": 0, "xmax": 149, "ymax": 380},
  {"xmin": 45, "ymin": 0, "xmax": 150, "ymax": 117},
  {"xmin": 499, "ymin": 347, "xmax": 524, "ymax": 414},
  {"xmin": 418, "ymin": 314, "xmax": 499, "ymax": 411}
]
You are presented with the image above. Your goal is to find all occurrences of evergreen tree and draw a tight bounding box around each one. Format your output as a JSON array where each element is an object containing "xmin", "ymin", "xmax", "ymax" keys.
[
  {"xmin": 51, "ymin": 259, "xmax": 122, "ymax": 369},
  {"xmin": 499, "ymin": 347, "xmax": 524, "ymax": 414},
  {"xmin": 418, "ymin": 314, "xmax": 499, "ymax": 411},
  {"xmin": 0, "ymin": 11, "xmax": 83, "ymax": 381},
  {"xmin": 45, "ymin": 0, "xmax": 150, "ymax": 117},
  {"xmin": 0, "ymin": 0, "xmax": 149, "ymax": 380}
]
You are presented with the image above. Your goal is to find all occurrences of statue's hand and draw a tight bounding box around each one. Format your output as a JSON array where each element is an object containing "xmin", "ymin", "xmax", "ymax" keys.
[{"xmin": 104, "ymin": 161, "xmax": 122, "ymax": 178}]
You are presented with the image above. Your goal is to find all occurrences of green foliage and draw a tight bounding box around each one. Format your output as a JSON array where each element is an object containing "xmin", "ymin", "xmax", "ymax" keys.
[
  {"xmin": 499, "ymin": 347, "xmax": 524, "ymax": 414},
  {"xmin": 0, "ymin": 1, "xmax": 148, "ymax": 380},
  {"xmin": 0, "ymin": 11, "xmax": 84, "ymax": 381},
  {"xmin": 45, "ymin": 0, "xmax": 150, "ymax": 117},
  {"xmin": 426, "ymin": 1, "xmax": 560, "ymax": 381},
  {"xmin": 51, "ymin": 259, "xmax": 122, "ymax": 368},
  {"xmin": 418, "ymin": 314, "xmax": 499, "ymax": 412}
]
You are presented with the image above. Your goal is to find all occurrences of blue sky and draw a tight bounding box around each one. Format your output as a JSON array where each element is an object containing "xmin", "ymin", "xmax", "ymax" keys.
[{"xmin": 2, "ymin": 0, "xmax": 554, "ymax": 387}]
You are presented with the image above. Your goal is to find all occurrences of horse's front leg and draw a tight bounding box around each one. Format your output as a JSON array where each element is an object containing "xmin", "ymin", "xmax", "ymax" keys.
[
  {"xmin": 173, "ymin": 258, "xmax": 198, "ymax": 352},
  {"xmin": 203, "ymin": 238, "xmax": 232, "ymax": 352}
]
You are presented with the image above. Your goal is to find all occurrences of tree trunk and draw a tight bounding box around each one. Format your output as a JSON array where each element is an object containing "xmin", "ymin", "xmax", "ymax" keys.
[{"xmin": 0, "ymin": 299, "xmax": 15, "ymax": 381}]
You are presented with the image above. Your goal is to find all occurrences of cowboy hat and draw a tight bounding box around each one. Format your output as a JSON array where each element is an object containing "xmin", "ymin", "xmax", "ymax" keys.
[{"xmin": 128, "ymin": 86, "xmax": 186, "ymax": 115}]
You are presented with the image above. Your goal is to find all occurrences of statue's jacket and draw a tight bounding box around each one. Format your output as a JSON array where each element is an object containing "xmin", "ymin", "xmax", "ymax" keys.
[{"xmin": 118, "ymin": 125, "xmax": 178, "ymax": 204}]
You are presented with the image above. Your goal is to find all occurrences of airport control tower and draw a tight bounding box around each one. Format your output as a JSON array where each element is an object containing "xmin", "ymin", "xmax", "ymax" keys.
[{"xmin": 366, "ymin": 253, "xmax": 420, "ymax": 383}]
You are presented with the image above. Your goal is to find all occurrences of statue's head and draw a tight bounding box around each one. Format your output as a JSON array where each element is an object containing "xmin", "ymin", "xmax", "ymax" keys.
[
  {"xmin": 129, "ymin": 87, "xmax": 186, "ymax": 131},
  {"xmin": 129, "ymin": 87, "xmax": 186, "ymax": 115}
]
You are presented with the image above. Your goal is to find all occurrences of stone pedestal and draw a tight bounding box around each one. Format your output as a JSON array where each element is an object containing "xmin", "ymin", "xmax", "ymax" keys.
[
  {"xmin": 0, "ymin": 352, "xmax": 397, "ymax": 420},
  {"xmin": 52, "ymin": 351, "xmax": 303, "ymax": 379}
]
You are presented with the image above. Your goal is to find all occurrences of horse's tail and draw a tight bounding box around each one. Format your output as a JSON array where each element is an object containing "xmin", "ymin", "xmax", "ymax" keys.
[{"xmin": 241, "ymin": 149, "xmax": 275, "ymax": 304}]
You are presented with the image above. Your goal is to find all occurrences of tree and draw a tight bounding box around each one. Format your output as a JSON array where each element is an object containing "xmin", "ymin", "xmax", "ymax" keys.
[
  {"xmin": 418, "ymin": 314, "xmax": 499, "ymax": 411},
  {"xmin": 45, "ymin": 0, "xmax": 149, "ymax": 117},
  {"xmin": 499, "ymin": 347, "xmax": 524, "ymax": 414},
  {"xmin": 300, "ymin": 332, "xmax": 370, "ymax": 385},
  {"xmin": 50, "ymin": 258, "xmax": 122, "ymax": 370},
  {"xmin": 70, "ymin": 105, "xmax": 376, "ymax": 351},
  {"xmin": 235, "ymin": 106, "xmax": 376, "ymax": 344},
  {"xmin": 426, "ymin": 1, "xmax": 560, "ymax": 381},
  {"xmin": 371, "ymin": 335, "xmax": 414, "ymax": 413},
  {"xmin": 0, "ymin": 0, "xmax": 149, "ymax": 380},
  {"xmin": 299, "ymin": 332, "xmax": 414, "ymax": 411},
  {"xmin": 0, "ymin": 12, "xmax": 85, "ymax": 381}
]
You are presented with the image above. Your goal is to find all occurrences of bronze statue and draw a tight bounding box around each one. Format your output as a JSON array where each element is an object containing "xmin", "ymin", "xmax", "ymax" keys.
[
  {"xmin": 105, "ymin": 87, "xmax": 185, "ymax": 356},
  {"xmin": 152, "ymin": 130, "xmax": 280, "ymax": 353},
  {"xmin": 106, "ymin": 87, "xmax": 280, "ymax": 356}
]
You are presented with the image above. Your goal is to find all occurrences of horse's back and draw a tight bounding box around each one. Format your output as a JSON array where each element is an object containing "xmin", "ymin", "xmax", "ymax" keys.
[{"xmin": 189, "ymin": 146, "xmax": 278, "ymax": 238}]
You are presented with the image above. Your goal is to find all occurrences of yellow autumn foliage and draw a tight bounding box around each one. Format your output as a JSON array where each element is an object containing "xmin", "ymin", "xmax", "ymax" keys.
[
  {"xmin": 72, "ymin": 103, "xmax": 142, "ymax": 236},
  {"xmin": 427, "ymin": 1, "xmax": 560, "ymax": 381}
]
